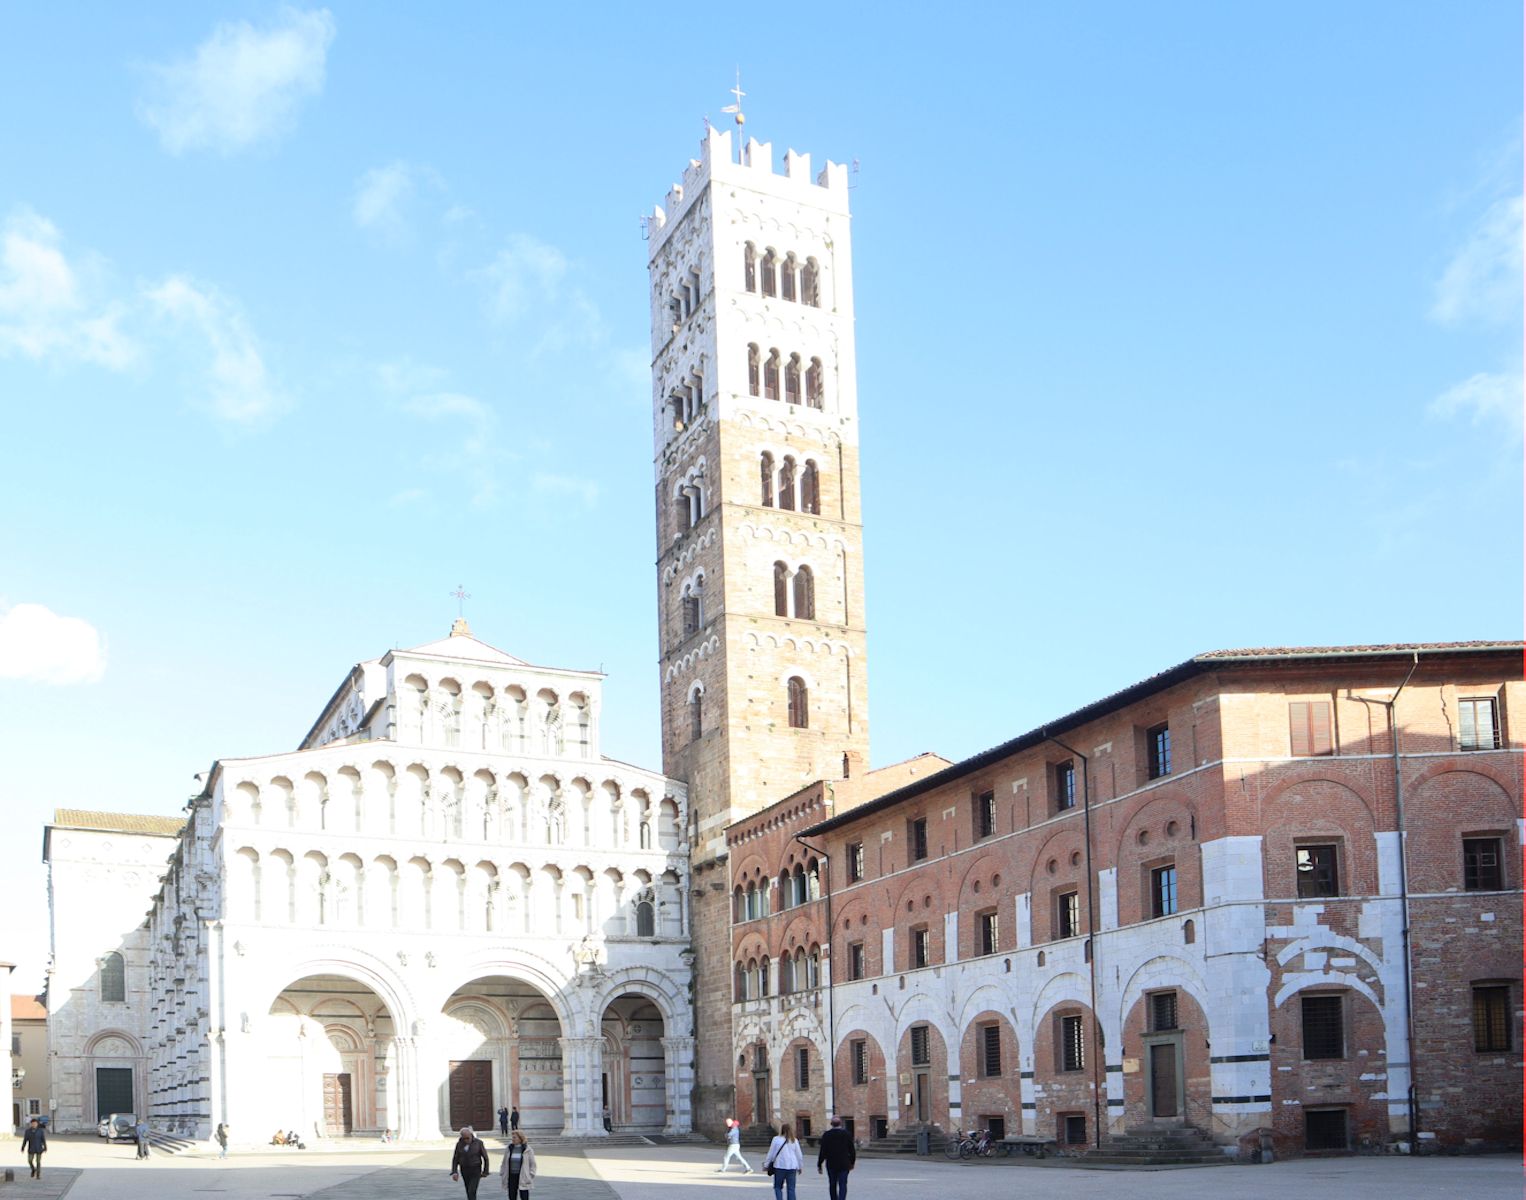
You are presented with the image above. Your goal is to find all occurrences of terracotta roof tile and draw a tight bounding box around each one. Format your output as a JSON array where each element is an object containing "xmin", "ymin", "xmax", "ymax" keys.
[
  {"xmin": 51, "ymin": 809, "xmax": 185, "ymax": 837},
  {"xmin": 11, "ymin": 996, "xmax": 46, "ymax": 1020}
]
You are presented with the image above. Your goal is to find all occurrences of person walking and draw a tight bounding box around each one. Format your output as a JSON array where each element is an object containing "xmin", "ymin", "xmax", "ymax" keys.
[
  {"xmin": 509, "ymin": 1107, "xmax": 519, "ymax": 1133},
  {"xmin": 19, "ymin": 1117, "xmax": 46, "ymax": 1179},
  {"xmin": 717, "ymin": 1118, "xmax": 752, "ymax": 1174},
  {"xmin": 215, "ymin": 1122, "xmax": 230, "ymax": 1160},
  {"xmin": 762, "ymin": 1122, "xmax": 804, "ymax": 1200},
  {"xmin": 135, "ymin": 1118, "xmax": 150, "ymax": 1159},
  {"xmin": 498, "ymin": 1129, "xmax": 537, "ymax": 1200},
  {"xmin": 450, "ymin": 1126, "xmax": 492, "ymax": 1200},
  {"xmin": 498, "ymin": 1107, "xmax": 509, "ymax": 1136},
  {"xmin": 817, "ymin": 1116, "xmax": 856, "ymax": 1200}
]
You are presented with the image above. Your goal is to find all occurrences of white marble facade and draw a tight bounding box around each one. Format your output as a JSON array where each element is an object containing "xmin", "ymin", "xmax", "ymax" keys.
[{"xmin": 46, "ymin": 625, "xmax": 694, "ymax": 1141}]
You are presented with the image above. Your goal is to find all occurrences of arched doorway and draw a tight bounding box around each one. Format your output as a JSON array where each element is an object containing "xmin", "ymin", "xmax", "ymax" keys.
[
  {"xmin": 263, "ymin": 974, "xmax": 395, "ymax": 1140},
  {"xmin": 599, "ymin": 994, "xmax": 666, "ymax": 1133},
  {"xmin": 441, "ymin": 977, "xmax": 564, "ymax": 1135}
]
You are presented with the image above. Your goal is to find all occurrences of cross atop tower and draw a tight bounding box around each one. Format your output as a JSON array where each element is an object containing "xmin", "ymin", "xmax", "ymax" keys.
[
  {"xmin": 449, "ymin": 584, "xmax": 472, "ymax": 636},
  {"xmin": 721, "ymin": 68, "xmax": 746, "ymax": 128}
]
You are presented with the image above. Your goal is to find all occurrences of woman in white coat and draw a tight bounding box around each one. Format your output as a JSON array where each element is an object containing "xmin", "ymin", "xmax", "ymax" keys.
[
  {"xmin": 762, "ymin": 1122, "xmax": 805, "ymax": 1200},
  {"xmin": 499, "ymin": 1131, "xmax": 537, "ymax": 1200}
]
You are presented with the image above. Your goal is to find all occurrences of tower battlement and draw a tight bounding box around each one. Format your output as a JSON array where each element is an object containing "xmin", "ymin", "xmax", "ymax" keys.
[{"xmin": 648, "ymin": 126, "xmax": 849, "ymax": 253}]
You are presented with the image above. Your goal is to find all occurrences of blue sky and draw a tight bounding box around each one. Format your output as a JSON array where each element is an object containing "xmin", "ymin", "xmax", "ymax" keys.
[{"xmin": 1, "ymin": 3, "xmax": 1519, "ymax": 991}]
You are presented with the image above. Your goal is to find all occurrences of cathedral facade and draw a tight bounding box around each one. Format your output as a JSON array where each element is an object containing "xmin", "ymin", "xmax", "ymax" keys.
[{"xmin": 45, "ymin": 626, "xmax": 694, "ymax": 1139}]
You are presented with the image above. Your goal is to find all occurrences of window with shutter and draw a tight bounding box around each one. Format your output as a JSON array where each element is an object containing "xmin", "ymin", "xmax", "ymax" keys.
[
  {"xmin": 1463, "ymin": 837, "xmax": 1503, "ymax": 891},
  {"xmin": 1459, "ymin": 697, "xmax": 1501, "ymax": 750},
  {"xmin": 1472, "ymin": 985, "xmax": 1511, "ymax": 1051},
  {"xmin": 1289, "ymin": 701, "xmax": 1333, "ymax": 756}
]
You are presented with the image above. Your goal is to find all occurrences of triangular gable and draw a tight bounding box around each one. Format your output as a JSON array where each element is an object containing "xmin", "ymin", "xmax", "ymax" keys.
[{"xmin": 399, "ymin": 633, "xmax": 526, "ymax": 666}]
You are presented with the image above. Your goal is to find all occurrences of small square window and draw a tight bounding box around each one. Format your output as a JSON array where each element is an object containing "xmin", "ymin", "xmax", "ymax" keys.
[
  {"xmin": 1301, "ymin": 994, "xmax": 1344, "ymax": 1060},
  {"xmin": 1053, "ymin": 761, "xmax": 1076, "ymax": 812},
  {"xmin": 910, "ymin": 1024, "xmax": 931, "ymax": 1067},
  {"xmin": 847, "ymin": 842, "xmax": 864, "ymax": 883},
  {"xmin": 1296, "ymin": 844, "xmax": 1340, "ymax": 898},
  {"xmin": 909, "ymin": 817, "xmax": 929, "ymax": 862},
  {"xmin": 1463, "ymin": 837, "xmax": 1503, "ymax": 892},
  {"xmin": 1150, "ymin": 863, "xmax": 1178, "ymax": 917},
  {"xmin": 1058, "ymin": 1013, "xmax": 1085, "ymax": 1072},
  {"xmin": 977, "ymin": 910, "xmax": 999, "ymax": 956},
  {"xmin": 1059, "ymin": 1112, "xmax": 1086, "ymax": 1145},
  {"xmin": 1304, "ymin": 1108, "xmax": 1348, "ymax": 1152},
  {"xmin": 1459, "ymin": 697, "xmax": 1501, "ymax": 751},
  {"xmin": 1147, "ymin": 724, "xmax": 1172, "ymax": 779},
  {"xmin": 1055, "ymin": 890, "xmax": 1080, "ymax": 940},
  {"xmin": 1473, "ymin": 985, "xmax": 1512, "ymax": 1052},
  {"xmin": 911, "ymin": 927, "xmax": 930, "ymax": 969},
  {"xmin": 980, "ymin": 1023, "xmax": 1002, "ymax": 1077},
  {"xmin": 975, "ymin": 790, "xmax": 996, "ymax": 839}
]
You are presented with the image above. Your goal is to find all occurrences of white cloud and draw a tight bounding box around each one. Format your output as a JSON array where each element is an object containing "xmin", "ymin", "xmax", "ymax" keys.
[
  {"xmin": 137, "ymin": 7, "xmax": 336, "ymax": 155},
  {"xmin": 352, "ymin": 162, "xmax": 445, "ymax": 242},
  {"xmin": 479, "ymin": 234, "xmax": 570, "ymax": 323},
  {"xmin": 0, "ymin": 603, "xmax": 106, "ymax": 685},
  {"xmin": 1432, "ymin": 194, "xmax": 1523, "ymax": 326},
  {"xmin": 1428, "ymin": 371, "xmax": 1523, "ymax": 439},
  {"xmin": 532, "ymin": 472, "xmax": 599, "ymax": 509},
  {"xmin": 146, "ymin": 275, "xmax": 286, "ymax": 423},
  {"xmin": 0, "ymin": 210, "xmax": 140, "ymax": 368},
  {"xmin": 399, "ymin": 391, "xmax": 492, "ymax": 425}
]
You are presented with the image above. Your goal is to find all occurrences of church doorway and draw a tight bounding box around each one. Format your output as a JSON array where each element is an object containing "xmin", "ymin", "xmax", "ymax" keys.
[
  {"xmin": 441, "ymin": 977, "xmax": 564, "ymax": 1135},
  {"xmin": 264, "ymin": 974, "xmax": 394, "ymax": 1140},
  {"xmin": 599, "ymin": 994, "xmax": 666, "ymax": 1132}
]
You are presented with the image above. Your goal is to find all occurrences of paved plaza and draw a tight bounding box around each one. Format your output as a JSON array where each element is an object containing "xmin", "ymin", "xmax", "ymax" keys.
[{"xmin": 3, "ymin": 1136, "xmax": 1519, "ymax": 1200}]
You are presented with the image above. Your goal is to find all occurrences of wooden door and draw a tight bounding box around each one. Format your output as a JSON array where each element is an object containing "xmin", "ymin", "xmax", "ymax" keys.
[
  {"xmin": 913, "ymin": 1072, "xmax": 929, "ymax": 1123},
  {"xmin": 752, "ymin": 1073, "xmax": 769, "ymax": 1125},
  {"xmin": 323, "ymin": 1073, "xmax": 353, "ymax": 1135},
  {"xmin": 449, "ymin": 1060, "xmax": 493, "ymax": 1131},
  {"xmin": 95, "ymin": 1067, "xmax": 133, "ymax": 1121},
  {"xmin": 1148, "ymin": 1043, "xmax": 1179, "ymax": 1119}
]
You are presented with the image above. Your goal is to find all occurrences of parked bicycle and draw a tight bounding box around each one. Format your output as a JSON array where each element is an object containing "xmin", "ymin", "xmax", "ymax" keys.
[{"xmin": 943, "ymin": 1128, "xmax": 996, "ymax": 1159}]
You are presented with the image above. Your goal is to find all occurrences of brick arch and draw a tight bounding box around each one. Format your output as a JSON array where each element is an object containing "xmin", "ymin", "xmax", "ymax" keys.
[
  {"xmin": 895, "ymin": 1016, "xmax": 950, "ymax": 1130},
  {"xmin": 1113, "ymin": 794, "xmax": 1200, "ymax": 925},
  {"xmin": 1267, "ymin": 981, "xmax": 1389, "ymax": 1152},
  {"xmin": 833, "ymin": 897, "xmax": 881, "ymax": 976},
  {"xmin": 778, "ymin": 1034, "xmax": 824, "ymax": 1132},
  {"xmin": 957, "ymin": 1008, "xmax": 1021, "ymax": 1136},
  {"xmin": 832, "ymin": 1027, "xmax": 888, "ymax": 1136},
  {"xmin": 891, "ymin": 875, "xmax": 949, "ymax": 965},
  {"xmin": 1406, "ymin": 769, "xmax": 1519, "ymax": 893},
  {"xmin": 1261, "ymin": 776, "xmax": 1378, "ymax": 898},
  {"xmin": 1119, "ymin": 984, "xmax": 1211, "ymax": 1130},
  {"xmin": 1030, "ymin": 993, "xmax": 1098, "ymax": 1144},
  {"xmin": 1026, "ymin": 824, "xmax": 1088, "ymax": 943},
  {"xmin": 776, "ymin": 913, "xmax": 818, "ymax": 956}
]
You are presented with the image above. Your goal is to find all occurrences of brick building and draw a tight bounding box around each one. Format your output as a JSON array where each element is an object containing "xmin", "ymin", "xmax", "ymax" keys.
[{"xmin": 724, "ymin": 643, "xmax": 1522, "ymax": 1155}]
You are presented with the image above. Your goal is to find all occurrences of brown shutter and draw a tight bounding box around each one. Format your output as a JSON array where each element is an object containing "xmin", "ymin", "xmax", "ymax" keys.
[
  {"xmin": 1310, "ymin": 701, "xmax": 1332, "ymax": 755},
  {"xmin": 1289, "ymin": 702, "xmax": 1310, "ymax": 757}
]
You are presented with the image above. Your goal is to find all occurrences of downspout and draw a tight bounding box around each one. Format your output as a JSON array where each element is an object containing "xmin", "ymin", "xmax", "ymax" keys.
[
  {"xmin": 1352, "ymin": 650, "xmax": 1421, "ymax": 1153},
  {"xmin": 794, "ymin": 829, "xmax": 837, "ymax": 1116},
  {"xmin": 1045, "ymin": 730, "xmax": 1101, "ymax": 1149}
]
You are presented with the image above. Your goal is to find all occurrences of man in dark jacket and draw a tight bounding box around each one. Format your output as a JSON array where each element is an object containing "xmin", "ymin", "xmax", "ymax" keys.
[
  {"xmin": 449, "ymin": 1126, "xmax": 491, "ymax": 1200},
  {"xmin": 817, "ymin": 1115, "xmax": 856, "ymax": 1200},
  {"xmin": 20, "ymin": 1118, "xmax": 46, "ymax": 1179}
]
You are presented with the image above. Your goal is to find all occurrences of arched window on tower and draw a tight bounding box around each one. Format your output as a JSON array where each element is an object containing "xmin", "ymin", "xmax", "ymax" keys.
[
  {"xmin": 780, "ymin": 952, "xmax": 794, "ymax": 994},
  {"xmin": 773, "ymin": 561, "xmax": 789, "ymax": 617},
  {"xmin": 635, "ymin": 900, "xmax": 655, "ymax": 937},
  {"xmin": 735, "ymin": 961, "xmax": 747, "ymax": 1001},
  {"xmin": 690, "ymin": 687, "xmax": 703, "ymax": 742},
  {"xmin": 781, "ymin": 253, "xmax": 798, "ymax": 302},
  {"xmin": 779, "ymin": 456, "xmax": 797, "ymax": 511},
  {"xmin": 793, "ymin": 565, "xmax": 815, "ymax": 620},
  {"xmin": 792, "ymin": 864, "xmax": 807, "ymax": 906},
  {"xmin": 745, "ymin": 881, "xmax": 759, "ymax": 920},
  {"xmin": 759, "ymin": 956, "xmax": 771, "ymax": 996},
  {"xmin": 760, "ymin": 452, "xmax": 774, "ymax": 506},
  {"xmin": 744, "ymin": 243, "xmax": 757, "ymax": 292},
  {"xmin": 763, "ymin": 350, "xmax": 780, "ymax": 401},
  {"xmin": 801, "ymin": 461, "xmax": 821, "ymax": 515},
  {"xmin": 806, "ymin": 357, "xmax": 824, "ymax": 408},
  {"xmin": 734, "ymin": 886, "xmax": 745, "ymax": 923},
  {"xmin": 681, "ymin": 577, "xmax": 702, "ymax": 638},
  {"xmin": 784, "ymin": 354, "xmax": 802, "ymax": 406},
  {"xmin": 807, "ymin": 945, "xmax": 821, "ymax": 988},
  {"xmin": 787, "ymin": 676, "xmax": 809, "ymax": 729},
  {"xmin": 761, "ymin": 249, "xmax": 777, "ymax": 298},
  {"xmin": 802, "ymin": 258, "xmax": 820, "ymax": 307},
  {"xmin": 675, "ymin": 487, "xmax": 692, "ymax": 533},
  {"xmin": 748, "ymin": 344, "xmax": 760, "ymax": 397},
  {"xmin": 100, "ymin": 952, "xmax": 125, "ymax": 1002}
]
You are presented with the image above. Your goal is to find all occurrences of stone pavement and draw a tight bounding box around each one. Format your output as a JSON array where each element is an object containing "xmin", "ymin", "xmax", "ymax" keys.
[{"xmin": 303, "ymin": 1151, "xmax": 616, "ymax": 1200}]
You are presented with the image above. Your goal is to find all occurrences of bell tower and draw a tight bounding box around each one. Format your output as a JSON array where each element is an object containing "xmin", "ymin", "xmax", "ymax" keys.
[{"xmin": 647, "ymin": 124, "xmax": 870, "ymax": 1131}]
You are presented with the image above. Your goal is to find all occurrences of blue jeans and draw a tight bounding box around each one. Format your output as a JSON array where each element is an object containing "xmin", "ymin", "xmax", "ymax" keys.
[
  {"xmin": 826, "ymin": 1167, "xmax": 850, "ymax": 1200},
  {"xmin": 772, "ymin": 1167, "xmax": 798, "ymax": 1200}
]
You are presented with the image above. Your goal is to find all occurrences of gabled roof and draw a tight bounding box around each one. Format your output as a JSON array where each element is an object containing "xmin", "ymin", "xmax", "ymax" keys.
[
  {"xmin": 50, "ymin": 809, "xmax": 185, "ymax": 837},
  {"xmin": 396, "ymin": 632, "xmax": 527, "ymax": 666},
  {"xmin": 12, "ymin": 995, "xmax": 46, "ymax": 1020}
]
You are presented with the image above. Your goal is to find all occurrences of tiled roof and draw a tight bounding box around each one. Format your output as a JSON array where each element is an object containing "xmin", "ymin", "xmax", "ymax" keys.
[
  {"xmin": 51, "ymin": 809, "xmax": 185, "ymax": 837},
  {"xmin": 1196, "ymin": 641, "xmax": 1520, "ymax": 659},
  {"xmin": 11, "ymin": 995, "xmax": 46, "ymax": 1020}
]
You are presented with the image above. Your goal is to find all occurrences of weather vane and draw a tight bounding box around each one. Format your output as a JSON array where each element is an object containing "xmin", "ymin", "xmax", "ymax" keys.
[
  {"xmin": 450, "ymin": 584, "xmax": 471, "ymax": 618},
  {"xmin": 722, "ymin": 68, "xmax": 746, "ymax": 127}
]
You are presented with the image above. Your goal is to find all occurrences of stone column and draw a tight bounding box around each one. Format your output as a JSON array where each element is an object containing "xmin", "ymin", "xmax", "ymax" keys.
[
  {"xmin": 660, "ymin": 1036, "xmax": 695, "ymax": 1134},
  {"xmin": 558, "ymin": 1037, "xmax": 605, "ymax": 1137}
]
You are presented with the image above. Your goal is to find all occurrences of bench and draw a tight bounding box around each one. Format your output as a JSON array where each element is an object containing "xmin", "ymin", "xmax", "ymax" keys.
[{"xmin": 998, "ymin": 1135, "xmax": 1057, "ymax": 1158}]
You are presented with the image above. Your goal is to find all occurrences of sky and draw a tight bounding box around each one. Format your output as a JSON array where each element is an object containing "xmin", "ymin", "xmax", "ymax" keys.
[{"xmin": 0, "ymin": 3, "xmax": 1520, "ymax": 995}]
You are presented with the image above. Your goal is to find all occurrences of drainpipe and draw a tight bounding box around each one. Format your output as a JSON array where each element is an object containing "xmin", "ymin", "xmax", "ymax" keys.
[
  {"xmin": 1351, "ymin": 650, "xmax": 1421, "ymax": 1154},
  {"xmin": 793, "ymin": 830, "xmax": 836, "ymax": 1118},
  {"xmin": 1044, "ymin": 731, "xmax": 1101, "ymax": 1150}
]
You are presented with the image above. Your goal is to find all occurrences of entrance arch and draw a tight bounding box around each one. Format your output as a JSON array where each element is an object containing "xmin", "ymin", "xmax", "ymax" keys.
[
  {"xmin": 441, "ymin": 976, "xmax": 564, "ymax": 1135},
  {"xmin": 259, "ymin": 974, "xmax": 396, "ymax": 1140},
  {"xmin": 600, "ymin": 994, "xmax": 666, "ymax": 1133}
]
